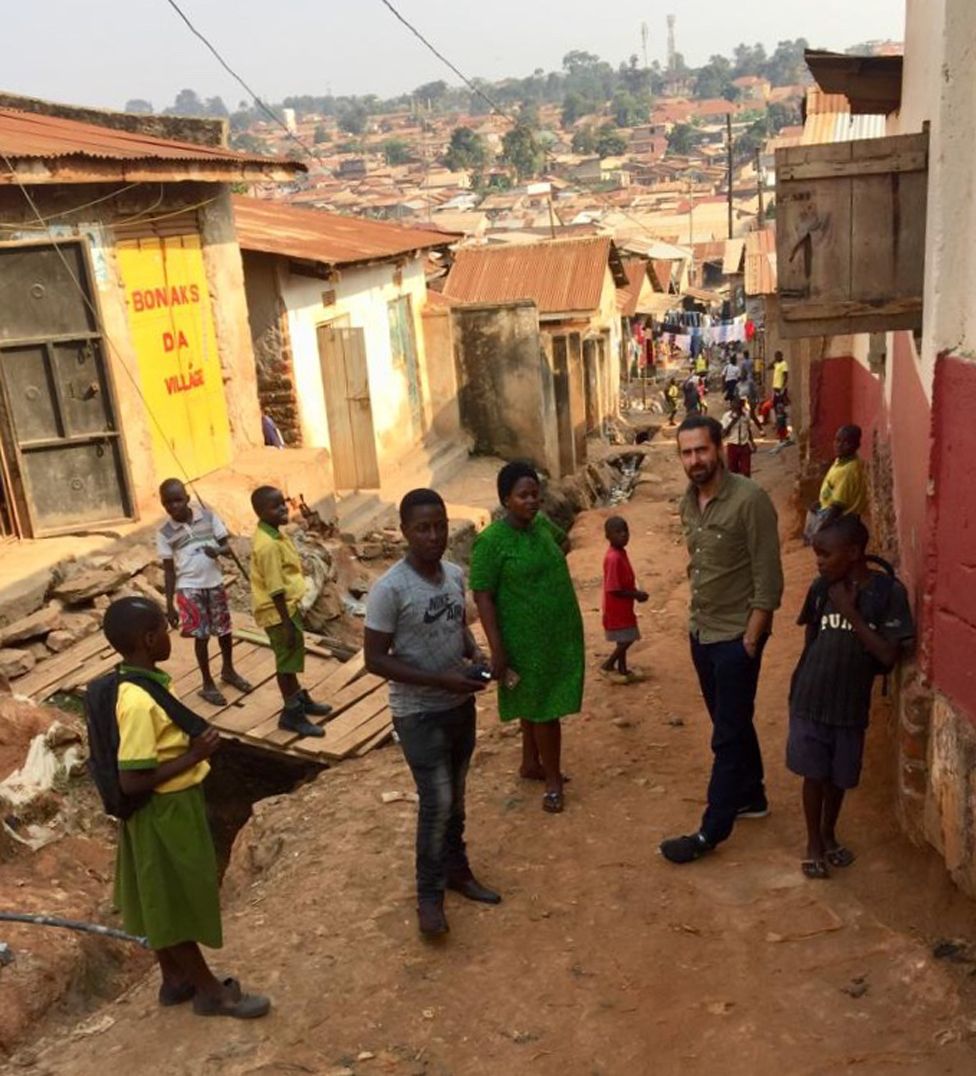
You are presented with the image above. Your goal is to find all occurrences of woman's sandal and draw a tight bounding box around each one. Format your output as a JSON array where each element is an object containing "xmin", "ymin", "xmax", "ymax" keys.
[
  {"xmin": 826, "ymin": 846, "xmax": 856, "ymax": 868},
  {"xmin": 542, "ymin": 790, "xmax": 564, "ymax": 814},
  {"xmin": 801, "ymin": 858, "xmax": 830, "ymax": 880}
]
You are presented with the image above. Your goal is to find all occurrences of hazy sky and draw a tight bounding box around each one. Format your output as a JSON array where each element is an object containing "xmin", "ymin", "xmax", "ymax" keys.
[{"xmin": 6, "ymin": 0, "xmax": 905, "ymax": 111}]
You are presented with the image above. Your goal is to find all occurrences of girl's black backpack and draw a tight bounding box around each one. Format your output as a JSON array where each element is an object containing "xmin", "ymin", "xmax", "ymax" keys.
[{"xmin": 84, "ymin": 667, "xmax": 208, "ymax": 820}]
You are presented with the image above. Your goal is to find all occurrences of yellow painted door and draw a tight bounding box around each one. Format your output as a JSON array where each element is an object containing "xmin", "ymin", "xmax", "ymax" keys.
[{"xmin": 116, "ymin": 235, "xmax": 231, "ymax": 481}]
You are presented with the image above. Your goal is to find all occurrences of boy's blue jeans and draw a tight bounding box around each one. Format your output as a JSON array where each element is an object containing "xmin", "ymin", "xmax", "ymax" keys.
[
  {"xmin": 392, "ymin": 698, "xmax": 476, "ymax": 903},
  {"xmin": 690, "ymin": 634, "xmax": 768, "ymax": 846}
]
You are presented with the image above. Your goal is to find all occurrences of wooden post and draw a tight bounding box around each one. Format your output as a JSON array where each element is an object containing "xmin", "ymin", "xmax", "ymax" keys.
[{"xmin": 726, "ymin": 113, "xmax": 734, "ymax": 239}]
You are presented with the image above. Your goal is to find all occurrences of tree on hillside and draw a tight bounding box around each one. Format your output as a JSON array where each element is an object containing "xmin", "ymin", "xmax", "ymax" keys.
[
  {"xmin": 381, "ymin": 139, "xmax": 411, "ymax": 165},
  {"xmin": 734, "ymin": 118, "xmax": 769, "ymax": 162},
  {"xmin": 205, "ymin": 96, "xmax": 229, "ymax": 118},
  {"xmin": 695, "ymin": 55, "xmax": 735, "ymax": 100},
  {"xmin": 571, "ymin": 126, "xmax": 597, "ymax": 154},
  {"xmin": 501, "ymin": 123, "xmax": 544, "ymax": 179},
  {"xmin": 619, "ymin": 54, "xmax": 652, "ymax": 97},
  {"xmin": 518, "ymin": 102, "xmax": 541, "ymax": 130},
  {"xmin": 667, "ymin": 123, "xmax": 706, "ymax": 156},
  {"xmin": 768, "ymin": 99, "xmax": 802, "ymax": 131},
  {"xmin": 124, "ymin": 98, "xmax": 153, "ymax": 114},
  {"xmin": 165, "ymin": 88, "xmax": 204, "ymax": 116},
  {"xmin": 611, "ymin": 90, "xmax": 648, "ymax": 128},
  {"xmin": 444, "ymin": 126, "xmax": 488, "ymax": 172},
  {"xmin": 562, "ymin": 50, "xmax": 615, "ymax": 103},
  {"xmin": 764, "ymin": 39, "xmax": 809, "ymax": 86},
  {"xmin": 562, "ymin": 91, "xmax": 590, "ymax": 127},
  {"xmin": 313, "ymin": 124, "xmax": 331, "ymax": 144},
  {"xmin": 595, "ymin": 124, "xmax": 627, "ymax": 157},
  {"xmin": 338, "ymin": 101, "xmax": 369, "ymax": 135},
  {"xmin": 413, "ymin": 80, "xmax": 449, "ymax": 107},
  {"xmin": 732, "ymin": 43, "xmax": 768, "ymax": 77}
]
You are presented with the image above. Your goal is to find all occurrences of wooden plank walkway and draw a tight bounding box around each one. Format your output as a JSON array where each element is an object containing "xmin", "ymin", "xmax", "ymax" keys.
[{"xmin": 27, "ymin": 615, "xmax": 393, "ymax": 765}]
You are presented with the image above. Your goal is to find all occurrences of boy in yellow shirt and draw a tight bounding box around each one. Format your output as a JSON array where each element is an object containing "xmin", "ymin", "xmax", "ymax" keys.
[
  {"xmin": 819, "ymin": 425, "xmax": 868, "ymax": 522},
  {"xmin": 106, "ymin": 596, "xmax": 270, "ymax": 1018},
  {"xmin": 249, "ymin": 486, "xmax": 332, "ymax": 738}
]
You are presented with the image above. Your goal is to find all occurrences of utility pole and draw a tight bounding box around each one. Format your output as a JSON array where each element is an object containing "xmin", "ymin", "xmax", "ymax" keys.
[
  {"xmin": 755, "ymin": 146, "xmax": 765, "ymax": 229},
  {"xmin": 726, "ymin": 113, "xmax": 734, "ymax": 239},
  {"xmin": 641, "ymin": 21, "xmax": 649, "ymax": 69}
]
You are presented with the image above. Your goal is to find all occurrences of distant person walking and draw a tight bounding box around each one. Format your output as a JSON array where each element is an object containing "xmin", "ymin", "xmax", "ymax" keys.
[
  {"xmin": 721, "ymin": 397, "xmax": 761, "ymax": 478},
  {"xmin": 682, "ymin": 373, "xmax": 700, "ymax": 417},
  {"xmin": 660, "ymin": 416, "xmax": 784, "ymax": 864},
  {"xmin": 471, "ymin": 461, "xmax": 585, "ymax": 815},
  {"xmin": 722, "ymin": 356, "xmax": 741, "ymax": 402}
]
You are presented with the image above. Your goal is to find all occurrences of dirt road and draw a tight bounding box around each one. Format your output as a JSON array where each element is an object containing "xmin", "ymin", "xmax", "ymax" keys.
[{"xmin": 12, "ymin": 433, "xmax": 976, "ymax": 1075}]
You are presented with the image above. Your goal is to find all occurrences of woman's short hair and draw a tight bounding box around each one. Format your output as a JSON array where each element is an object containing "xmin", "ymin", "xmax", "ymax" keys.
[{"xmin": 497, "ymin": 460, "xmax": 539, "ymax": 504}]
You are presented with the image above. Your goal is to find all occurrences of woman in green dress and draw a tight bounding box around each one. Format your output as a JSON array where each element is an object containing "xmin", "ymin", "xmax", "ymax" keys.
[{"xmin": 470, "ymin": 461, "xmax": 585, "ymax": 814}]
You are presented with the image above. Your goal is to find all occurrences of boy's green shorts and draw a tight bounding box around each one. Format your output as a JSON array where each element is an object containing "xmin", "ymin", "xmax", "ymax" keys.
[{"xmin": 266, "ymin": 612, "xmax": 305, "ymax": 674}]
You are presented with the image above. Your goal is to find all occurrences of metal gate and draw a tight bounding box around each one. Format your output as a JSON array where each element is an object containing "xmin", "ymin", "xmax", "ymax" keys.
[{"xmin": 0, "ymin": 241, "xmax": 132, "ymax": 536}]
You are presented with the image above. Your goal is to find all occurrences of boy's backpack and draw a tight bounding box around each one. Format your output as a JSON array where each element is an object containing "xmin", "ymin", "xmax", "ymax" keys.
[
  {"xmin": 792, "ymin": 555, "xmax": 901, "ymax": 699},
  {"xmin": 84, "ymin": 668, "xmax": 209, "ymax": 820}
]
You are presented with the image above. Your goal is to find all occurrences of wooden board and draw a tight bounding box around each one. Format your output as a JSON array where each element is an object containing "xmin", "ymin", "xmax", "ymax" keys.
[
  {"xmin": 248, "ymin": 671, "xmax": 385, "ymax": 743},
  {"xmin": 309, "ymin": 705, "xmax": 393, "ymax": 766},
  {"xmin": 20, "ymin": 634, "xmax": 111, "ymax": 699},
  {"xmin": 353, "ymin": 721, "xmax": 394, "ymax": 757},
  {"xmin": 288, "ymin": 691, "xmax": 390, "ymax": 759}
]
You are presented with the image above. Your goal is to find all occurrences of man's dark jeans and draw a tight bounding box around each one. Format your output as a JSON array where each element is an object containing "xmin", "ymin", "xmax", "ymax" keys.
[
  {"xmin": 392, "ymin": 698, "xmax": 476, "ymax": 903},
  {"xmin": 690, "ymin": 633, "xmax": 768, "ymax": 846}
]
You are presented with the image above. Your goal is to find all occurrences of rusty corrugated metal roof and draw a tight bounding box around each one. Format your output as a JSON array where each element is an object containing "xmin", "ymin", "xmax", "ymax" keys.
[
  {"xmin": 0, "ymin": 107, "xmax": 300, "ymax": 171},
  {"xmin": 233, "ymin": 195, "xmax": 457, "ymax": 267},
  {"xmin": 443, "ymin": 236, "xmax": 624, "ymax": 315},
  {"xmin": 617, "ymin": 258, "xmax": 649, "ymax": 317}
]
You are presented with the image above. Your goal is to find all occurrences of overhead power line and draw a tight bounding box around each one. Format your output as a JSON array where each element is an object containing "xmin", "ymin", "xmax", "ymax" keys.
[
  {"xmin": 162, "ymin": 0, "xmax": 322, "ymax": 165},
  {"xmin": 377, "ymin": 0, "xmax": 517, "ymax": 123},
  {"xmin": 376, "ymin": 0, "xmax": 665, "ymax": 246}
]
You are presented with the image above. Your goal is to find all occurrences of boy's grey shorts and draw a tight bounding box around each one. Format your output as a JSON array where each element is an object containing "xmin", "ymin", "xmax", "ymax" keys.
[{"xmin": 786, "ymin": 714, "xmax": 866, "ymax": 790}]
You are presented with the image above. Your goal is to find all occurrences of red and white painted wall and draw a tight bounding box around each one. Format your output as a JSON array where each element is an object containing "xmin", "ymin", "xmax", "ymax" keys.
[{"xmin": 801, "ymin": 0, "xmax": 976, "ymax": 893}]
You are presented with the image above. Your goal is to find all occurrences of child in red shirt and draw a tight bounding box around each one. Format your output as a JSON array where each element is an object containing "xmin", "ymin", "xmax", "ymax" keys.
[{"xmin": 600, "ymin": 516, "xmax": 648, "ymax": 683}]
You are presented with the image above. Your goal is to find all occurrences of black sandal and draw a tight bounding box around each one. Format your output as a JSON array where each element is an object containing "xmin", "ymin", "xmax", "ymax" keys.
[
  {"xmin": 542, "ymin": 790, "xmax": 564, "ymax": 814},
  {"xmin": 801, "ymin": 858, "xmax": 830, "ymax": 880},
  {"xmin": 826, "ymin": 846, "xmax": 856, "ymax": 868}
]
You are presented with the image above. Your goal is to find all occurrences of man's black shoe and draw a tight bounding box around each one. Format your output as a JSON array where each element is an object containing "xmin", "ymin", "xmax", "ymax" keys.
[
  {"xmin": 300, "ymin": 690, "xmax": 333, "ymax": 718},
  {"xmin": 660, "ymin": 832, "xmax": 713, "ymax": 864},
  {"xmin": 278, "ymin": 705, "xmax": 325, "ymax": 739},
  {"xmin": 417, "ymin": 900, "xmax": 449, "ymax": 937},
  {"xmin": 447, "ymin": 872, "xmax": 502, "ymax": 904},
  {"xmin": 737, "ymin": 800, "xmax": 770, "ymax": 819}
]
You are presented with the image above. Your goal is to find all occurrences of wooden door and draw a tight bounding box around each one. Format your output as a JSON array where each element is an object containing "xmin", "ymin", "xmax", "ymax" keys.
[
  {"xmin": 317, "ymin": 325, "xmax": 380, "ymax": 490},
  {"xmin": 0, "ymin": 241, "xmax": 131, "ymax": 536}
]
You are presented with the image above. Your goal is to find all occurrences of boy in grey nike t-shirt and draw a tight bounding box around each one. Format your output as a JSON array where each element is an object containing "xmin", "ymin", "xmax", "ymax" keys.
[{"xmin": 365, "ymin": 488, "xmax": 502, "ymax": 938}]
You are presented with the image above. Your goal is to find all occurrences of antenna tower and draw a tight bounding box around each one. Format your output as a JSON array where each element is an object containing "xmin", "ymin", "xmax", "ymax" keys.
[
  {"xmin": 641, "ymin": 21, "xmax": 649, "ymax": 69},
  {"xmin": 666, "ymin": 14, "xmax": 676, "ymax": 70}
]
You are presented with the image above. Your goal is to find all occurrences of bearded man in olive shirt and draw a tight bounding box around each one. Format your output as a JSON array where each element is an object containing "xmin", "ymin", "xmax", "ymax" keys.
[{"xmin": 661, "ymin": 415, "xmax": 784, "ymax": 864}]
